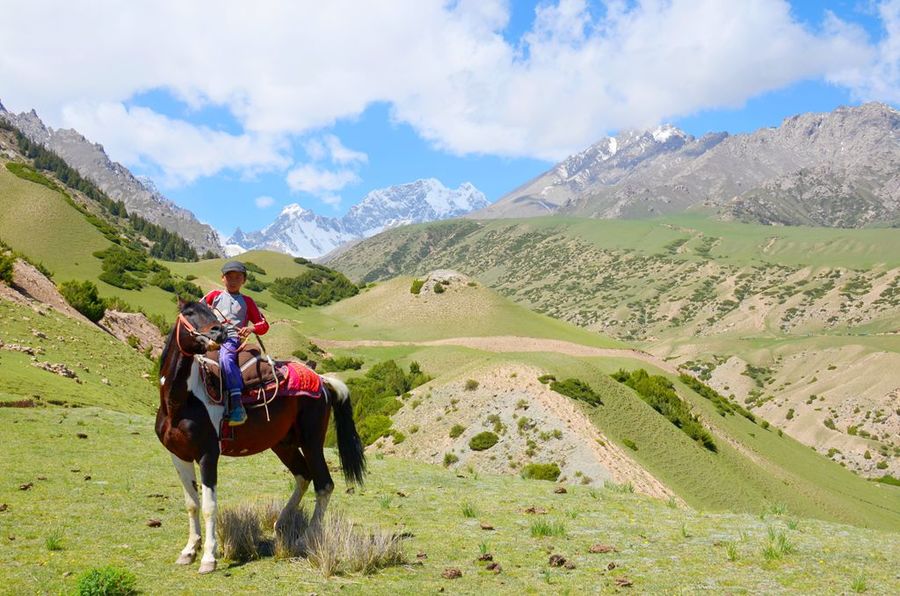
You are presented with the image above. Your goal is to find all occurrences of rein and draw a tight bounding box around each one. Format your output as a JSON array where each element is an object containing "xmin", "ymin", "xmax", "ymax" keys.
[{"xmin": 175, "ymin": 313, "xmax": 219, "ymax": 356}]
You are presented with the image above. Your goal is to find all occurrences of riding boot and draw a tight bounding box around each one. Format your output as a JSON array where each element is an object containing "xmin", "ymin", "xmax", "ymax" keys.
[{"xmin": 227, "ymin": 390, "xmax": 247, "ymax": 426}]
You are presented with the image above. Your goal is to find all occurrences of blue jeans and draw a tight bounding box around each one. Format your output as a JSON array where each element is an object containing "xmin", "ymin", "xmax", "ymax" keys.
[{"xmin": 219, "ymin": 337, "xmax": 243, "ymax": 397}]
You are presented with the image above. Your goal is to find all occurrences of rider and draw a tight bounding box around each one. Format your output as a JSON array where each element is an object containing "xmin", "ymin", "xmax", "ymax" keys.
[{"xmin": 203, "ymin": 261, "xmax": 270, "ymax": 426}]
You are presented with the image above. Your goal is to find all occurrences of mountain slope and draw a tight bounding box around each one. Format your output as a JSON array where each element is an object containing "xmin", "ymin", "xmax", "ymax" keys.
[
  {"xmin": 324, "ymin": 216, "xmax": 900, "ymax": 478},
  {"xmin": 477, "ymin": 103, "xmax": 900, "ymax": 227},
  {"xmin": 228, "ymin": 178, "xmax": 488, "ymax": 258},
  {"xmin": 0, "ymin": 100, "xmax": 222, "ymax": 255}
]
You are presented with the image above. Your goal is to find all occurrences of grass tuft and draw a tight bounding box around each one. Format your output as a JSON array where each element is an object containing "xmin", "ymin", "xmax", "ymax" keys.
[
  {"xmin": 45, "ymin": 527, "xmax": 64, "ymax": 551},
  {"xmin": 218, "ymin": 503, "xmax": 264, "ymax": 561},
  {"xmin": 306, "ymin": 511, "xmax": 406, "ymax": 577},
  {"xmin": 530, "ymin": 519, "xmax": 566, "ymax": 538},
  {"xmin": 461, "ymin": 502, "xmax": 477, "ymax": 518}
]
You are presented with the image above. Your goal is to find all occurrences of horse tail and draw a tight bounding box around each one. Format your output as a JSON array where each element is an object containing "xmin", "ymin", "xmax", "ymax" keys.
[{"xmin": 322, "ymin": 374, "xmax": 367, "ymax": 485}]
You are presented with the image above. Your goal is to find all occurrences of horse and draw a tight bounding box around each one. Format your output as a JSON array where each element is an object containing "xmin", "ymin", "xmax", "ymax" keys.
[{"xmin": 154, "ymin": 298, "xmax": 366, "ymax": 574}]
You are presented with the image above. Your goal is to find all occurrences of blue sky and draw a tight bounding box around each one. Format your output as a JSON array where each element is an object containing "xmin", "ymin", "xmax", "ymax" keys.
[{"xmin": 1, "ymin": 1, "xmax": 897, "ymax": 237}]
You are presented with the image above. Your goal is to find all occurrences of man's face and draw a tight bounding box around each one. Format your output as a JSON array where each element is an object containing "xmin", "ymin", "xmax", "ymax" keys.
[{"xmin": 222, "ymin": 271, "xmax": 246, "ymax": 293}]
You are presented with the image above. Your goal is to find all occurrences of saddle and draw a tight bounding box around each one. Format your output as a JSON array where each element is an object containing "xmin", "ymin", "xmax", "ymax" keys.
[{"xmin": 197, "ymin": 348, "xmax": 322, "ymax": 405}]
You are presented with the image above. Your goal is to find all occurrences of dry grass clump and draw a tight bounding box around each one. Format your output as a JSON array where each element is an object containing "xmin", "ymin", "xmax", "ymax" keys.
[
  {"xmin": 274, "ymin": 506, "xmax": 311, "ymax": 559},
  {"xmin": 217, "ymin": 503, "xmax": 265, "ymax": 561},
  {"xmin": 217, "ymin": 501, "xmax": 405, "ymax": 575},
  {"xmin": 306, "ymin": 511, "xmax": 406, "ymax": 577}
]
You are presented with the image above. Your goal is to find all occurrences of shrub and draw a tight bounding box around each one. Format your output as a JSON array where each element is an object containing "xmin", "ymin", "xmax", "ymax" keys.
[
  {"xmin": 615, "ymin": 369, "xmax": 717, "ymax": 452},
  {"xmin": 537, "ymin": 374, "xmax": 556, "ymax": 384},
  {"xmin": 521, "ymin": 463, "xmax": 561, "ymax": 481},
  {"xmin": 433, "ymin": 282, "xmax": 445, "ymax": 294},
  {"xmin": 449, "ymin": 424, "xmax": 465, "ymax": 439},
  {"xmin": 292, "ymin": 349, "xmax": 308, "ymax": 361},
  {"xmin": 876, "ymin": 461, "xmax": 888, "ymax": 470},
  {"xmin": 356, "ymin": 415, "xmax": 393, "ymax": 446},
  {"xmin": 270, "ymin": 266, "xmax": 358, "ymax": 308},
  {"xmin": 824, "ymin": 418, "xmax": 836, "ymax": 430},
  {"xmin": 464, "ymin": 379, "xmax": 479, "ymax": 391},
  {"xmin": 243, "ymin": 261, "xmax": 266, "ymax": 275},
  {"xmin": 873, "ymin": 474, "xmax": 900, "ymax": 486},
  {"xmin": 76, "ymin": 566, "xmax": 137, "ymax": 596},
  {"xmin": 622, "ymin": 438, "xmax": 638, "ymax": 451},
  {"xmin": 0, "ymin": 253, "xmax": 13, "ymax": 284},
  {"xmin": 319, "ymin": 356, "xmax": 364, "ymax": 372},
  {"xmin": 549, "ymin": 378, "xmax": 602, "ymax": 406},
  {"xmin": 59, "ymin": 280, "xmax": 106, "ymax": 322},
  {"xmin": 103, "ymin": 295, "xmax": 136, "ymax": 312},
  {"xmin": 443, "ymin": 452, "xmax": 459, "ymax": 467},
  {"xmin": 469, "ymin": 431, "xmax": 499, "ymax": 451},
  {"xmin": 410, "ymin": 279, "xmax": 424, "ymax": 294}
]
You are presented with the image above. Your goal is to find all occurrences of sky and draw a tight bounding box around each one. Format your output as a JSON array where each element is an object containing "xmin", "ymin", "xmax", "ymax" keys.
[{"xmin": 0, "ymin": 0, "xmax": 898, "ymax": 238}]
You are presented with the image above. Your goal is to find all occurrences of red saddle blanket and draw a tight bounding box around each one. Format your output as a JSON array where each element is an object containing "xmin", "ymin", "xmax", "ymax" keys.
[
  {"xmin": 238, "ymin": 362, "xmax": 321, "ymax": 405},
  {"xmin": 200, "ymin": 358, "xmax": 321, "ymax": 404}
]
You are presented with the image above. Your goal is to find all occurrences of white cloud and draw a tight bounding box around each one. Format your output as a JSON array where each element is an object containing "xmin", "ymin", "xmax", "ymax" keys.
[
  {"xmin": 324, "ymin": 135, "xmax": 368, "ymax": 165},
  {"xmin": 829, "ymin": 0, "xmax": 900, "ymax": 102},
  {"xmin": 0, "ymin": 0, "xmax": 893, "ymax": 170},
  {"xmin": 254, "ymin": 195, "xmax": 275, "ymax": 208},
  {"xmin": 60, "ymin": 101, "xmax": 289, "ymax": 186},
  {"xmin": 285, "ymin": 164, "xmax": 359, "ymax": 194}
]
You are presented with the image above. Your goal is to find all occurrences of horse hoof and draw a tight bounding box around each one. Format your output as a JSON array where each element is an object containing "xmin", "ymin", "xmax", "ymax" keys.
[
  {"xmin": 176, "ymin": 553, "xmax": 196, "ymax": 565},
  {"xmin": 198, "ymin": 561, "xmax": 216, "ymax": 574}
]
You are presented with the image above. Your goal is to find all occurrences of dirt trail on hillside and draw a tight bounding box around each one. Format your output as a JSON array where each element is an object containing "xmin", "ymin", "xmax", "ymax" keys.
[{"xmin": 313, "ymin": 335, "xmax": 680, "ymax": 374}]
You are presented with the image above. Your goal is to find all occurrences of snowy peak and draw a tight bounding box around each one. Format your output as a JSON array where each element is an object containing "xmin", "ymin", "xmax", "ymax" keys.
[
  {"xmin": 226, "ymin": 179, "xmax": 487, "ymax": 258},
  {"xmin": 344, "ymin": 178, "xmax": 488, "ymax": 236}
]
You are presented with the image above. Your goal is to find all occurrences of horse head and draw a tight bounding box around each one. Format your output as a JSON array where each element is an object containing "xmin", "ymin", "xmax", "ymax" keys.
[{"xmin": 175, "ymin": 297, "xmax": 228, "ymax": 354}]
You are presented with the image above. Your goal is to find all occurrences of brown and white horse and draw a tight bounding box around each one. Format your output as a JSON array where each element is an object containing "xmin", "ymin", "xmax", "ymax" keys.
[{"xmin": 155, "ymin": 299, "xmax": 366, "ymax": 573}]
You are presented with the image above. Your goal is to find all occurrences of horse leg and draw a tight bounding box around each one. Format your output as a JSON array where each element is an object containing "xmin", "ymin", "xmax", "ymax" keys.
[
  {"xmin": 271, "ymin": 443, "xmax": 312, "ymax": 531},
  {"xmin": 197, "ymin": 450, "xmax": 219, "ymax": 574},
  {"xmin": 171, "ymin": 455, "xmax": 201, "ymax": 565},
  {"xmin": 300, "ymin": 409, "xmax": 334, "ymax": 533}
]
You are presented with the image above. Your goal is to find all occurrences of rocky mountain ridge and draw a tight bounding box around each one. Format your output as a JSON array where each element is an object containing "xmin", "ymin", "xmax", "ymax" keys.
[
  {"xmin": 478, "ymin": 103, "xmax": 900, "ymax": 227},
  {"xmin": 228, "ymin": 178, "xmax": 488, "ymax": 258},
  {"xmin": 0, "ymin": 100, "xmax": 223, "ymax": 255}
]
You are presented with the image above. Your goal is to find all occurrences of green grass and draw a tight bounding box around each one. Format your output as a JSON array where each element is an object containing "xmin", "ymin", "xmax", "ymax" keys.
[{"xmin": 2, "ymin": 400, "xmax": 899, "ymax": 594}]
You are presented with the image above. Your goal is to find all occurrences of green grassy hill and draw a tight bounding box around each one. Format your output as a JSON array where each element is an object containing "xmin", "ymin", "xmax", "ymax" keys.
[
  {"xmin": 2, "ymin": 405, "xmax": 898, "ymax": 594},
  {"xmin": 325, "ymin": 216, "xmax": 900, "ymax": 478},
  {"xmin": 284, "ymin": 279, "xmax": 899, "ymax": 530}
]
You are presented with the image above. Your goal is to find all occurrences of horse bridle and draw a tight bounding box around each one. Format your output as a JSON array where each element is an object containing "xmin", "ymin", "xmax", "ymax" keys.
[{"xmin": 175, "ymin": 313, "xmax": 222, "ymax": 356}]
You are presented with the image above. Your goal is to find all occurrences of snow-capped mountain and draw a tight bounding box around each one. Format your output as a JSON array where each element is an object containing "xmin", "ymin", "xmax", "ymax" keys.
[
  {"xmin": 228, "ymin": 179, "xmax": 488, "ymax": 258},
  {"xmin": 476, "ymin": 103, "xmax": 900, "ymax": 226}
]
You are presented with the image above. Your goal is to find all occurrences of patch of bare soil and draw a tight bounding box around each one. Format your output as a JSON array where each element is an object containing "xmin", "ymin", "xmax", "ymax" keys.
[
  {"xmin": 8, "ymin": 259, "xmax": 92, "ymax": 324},
  {"xmin": 99, "ymin": 310, "xmax": 165, "ymax": 358},
  {"xmin": 377, "ymin": 363, "xmax": 678, "ymax": 501}
]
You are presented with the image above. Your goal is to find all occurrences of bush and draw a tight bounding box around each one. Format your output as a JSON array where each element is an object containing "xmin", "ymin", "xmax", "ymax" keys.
[
  {"xmin": 469, "ymin": 431, "xmax": 499, "ymax": 451},
  {"xmin": 464, "ymin": 379, "xmax": 479, "ymax": 391},
  {"xmin": 243, "ymin": 261, "xmax": 266, "ymax": 275},
  {"xmin": 537, "ymin": 374, "xmax": 556, "ymax": 384},
  {"xmin": 76, "ymin": 566, "xmax": 137, "ymax": 595},
  {"xmin": 615, "ymin": 369, "xmax": 717, "ymax": 453},
  {"xmin": 270, "ymin": 266, "xmax": 358, "ymax": 308},
  {"xmin": 873, "ymin": 474, "xmax": 900, "ymax": 486},
  {"xmin": 549, "ymin": 378, "xmax": 602, "ymax": 406},
  {"xmin": 449, "ymin": 424, "xmax": 465, "ymax": 438},
  {"xmin": 433, "ymin": 282, "xmax": 445, "ymax": 294},
  {"xmin": 59, "ymin": 280, "xmax": 106, "ymax": 322},
  {"xmin": 292, "ymin": 349, "xmax": 308, "ymax": 361},
  {"xmin": 356, "ymin": 415, "xmax": 392, "ymax": 446},
  {"xmin": 0, "ymin": 253, "xmax": 13, "ymax": 284},
  {"xmin": 319, "ymin": 356, "xmax": 364, "ymax": 372},
  {"xmin": 443, "ymin": 452, "xmax": 459, "ymax": 467},
  {"xmin": 410, "ymin": 279, "xmax": 425, "ymax": 294},
  {"xmin": 622, "ymin": 438, "xmax": 638, "ymax": 451},
  {"xmin": 521, "ymin": 463, "xmax": 561, "ymax": 481}
]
